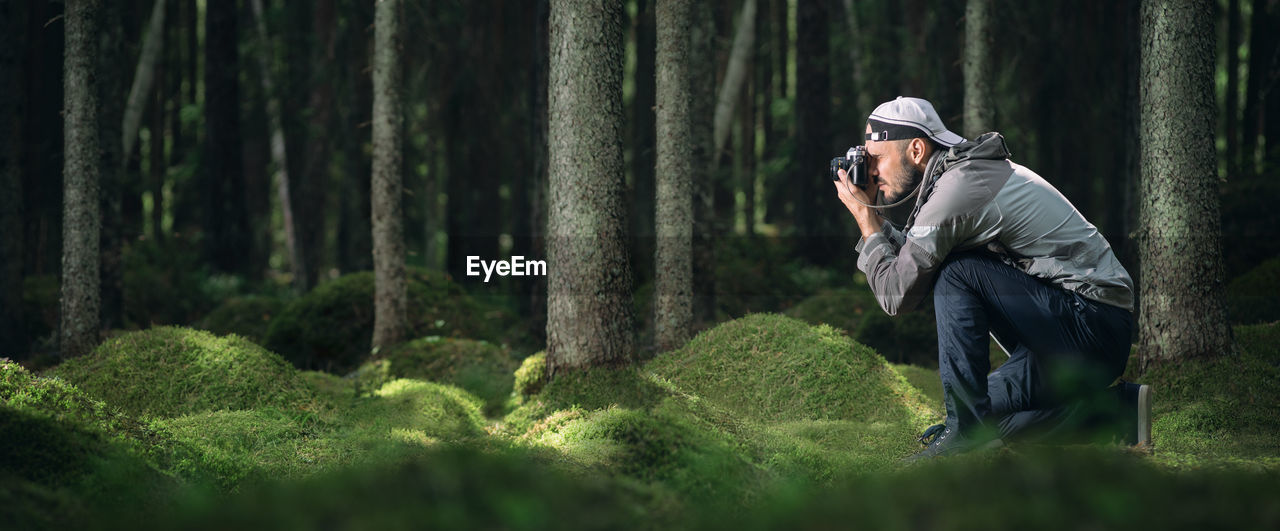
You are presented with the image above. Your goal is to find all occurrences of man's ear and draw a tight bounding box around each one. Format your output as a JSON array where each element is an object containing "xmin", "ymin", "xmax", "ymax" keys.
[{"xmin": 909, "ymin": 138, "xmax": 930, "ymax": 166}]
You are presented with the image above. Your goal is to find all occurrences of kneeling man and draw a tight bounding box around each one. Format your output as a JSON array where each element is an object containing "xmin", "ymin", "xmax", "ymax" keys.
[{"xmin": 832, "ymin": 97, "xmax": 1151, "ymax": 460}]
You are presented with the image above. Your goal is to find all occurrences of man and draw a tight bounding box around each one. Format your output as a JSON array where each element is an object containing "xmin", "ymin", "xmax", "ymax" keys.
[{"xmin": 831, "ymin": 97, "xmax": 1151, "ymax": 460}]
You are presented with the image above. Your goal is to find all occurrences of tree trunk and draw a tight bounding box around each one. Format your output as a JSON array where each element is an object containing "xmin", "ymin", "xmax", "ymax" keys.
[
  {"xmin": 61, "ymin": 0, "xmax": 103, "ymax": 358},
  {"xmin": 0, "ymin": 0, "xmax": 24, "ymax": 354},
  {"xmin": 654, "ymin": 0, "xmax": 695, "ymax": 351},
  {"xmin": 249, "ymin": 0, "xmax": 305, "ymax": 290},
  {"xmin": 1138, "ymin": 0, "xmax": 1233, "ymax": 368},
  {"xmin": 121, "ymin": 0, "xmax": 166, "ymax": 168},
  {"xmin": 630, "ymin": 0, "xmax": 656, "ymax": 286},
  {"xmin": 1225, "ymin": 0, "xmax": 1240, "ymax": 178},
  {"xmin": 371, "ymin": 0, "xmax": 407, "ymax": 350},
  {"xmin": 689, "ymin": 1, "xmax": 717, "ymax": 324},
  {"xmin": 1240, "ymin": 0, "xmax": 1275, "ymax": 177},
  {"xmin": 529, "ymin": 0, "xmax": 551, "ymax": 348},
  {"xmin": 963, "ymin": 0, "xmax": 995, "ymax": 137},
  {"xmin": 546, "ymin": 0, "xmax": 635, "ymax": 374},
  {"xmin": 713, "ymin": 0, "xmax": 757, "ymax": 159},
  {"xmin": 204, "ymin": 0, "xmax": 247, "ymax": 275},
  {"xmin": 298, "ymin": 0, "xmax": 338, "ymax": 288},
  {"xmin": 794, "ymin": 0, "xmax": 833, "ymax": 264}
]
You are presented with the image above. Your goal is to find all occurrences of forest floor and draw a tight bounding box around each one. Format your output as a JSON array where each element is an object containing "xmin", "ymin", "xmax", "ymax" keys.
[{"xmin": 3, "ymin": 312, "xmax": 1279, "ymax": 529}]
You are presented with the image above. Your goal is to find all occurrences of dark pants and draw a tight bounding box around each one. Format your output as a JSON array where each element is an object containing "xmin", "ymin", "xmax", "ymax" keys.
[{"xmin": 932, "ymin": 252, "xmax": 1133, "ymax": 441}]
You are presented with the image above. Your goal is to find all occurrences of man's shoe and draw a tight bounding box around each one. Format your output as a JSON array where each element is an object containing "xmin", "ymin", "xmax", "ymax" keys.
[
  {"xmin": 904, "ymin": 423, "xmax": 1003, "ymax": 463},
  {"xmin": 1118, "ymin": 381, "xmax": 1153, "ymax": 448}
]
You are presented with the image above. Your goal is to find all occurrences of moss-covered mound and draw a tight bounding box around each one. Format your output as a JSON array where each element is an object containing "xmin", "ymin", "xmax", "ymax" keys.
[
  {"xmin": 198, "ymin": 295, "xmax": 288, "ymax": 344},
  {"xmin": 136, "ymin": 446, "xmax": 660, "ymax": 531},
  {"xmin": 786, "ymin": 287, "xmax": 939, "ymax": 366},
  {"xmin": 263, "ymin": 268, "xmax": 498, "ymax": 373},
  {"xmin": 46, "ymin": 327, "xmax": 314, "ymax": 419},
  {"xmin": 379, "ymin": 337, "xmax": 518, "ymax": 417},
  {"xmin": 503, "ymin": 365, "xmax": 668, "ymax": 438},
  {"xmin": 1226, "ymin": 257, "xmax": 1280, "ymax": 325},
  {"xmin": 1136, "ymin": 323, "xmax": 1280, "ymax": 460},
  {"xmin": 338, "ymin": 379, "xmax": 487, "ymax": 443},
  {"xmin": 647, "ymin": 314, "xmax": 937, "ymax": 425}
]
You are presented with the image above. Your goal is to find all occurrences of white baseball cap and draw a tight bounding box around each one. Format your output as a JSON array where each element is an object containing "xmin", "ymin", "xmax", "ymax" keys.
[{"xmin": 866, "ymin": 96, "xmax": 965, "ymax": 147}]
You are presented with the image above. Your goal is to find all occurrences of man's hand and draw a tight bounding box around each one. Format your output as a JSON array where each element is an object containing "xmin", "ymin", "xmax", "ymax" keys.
[{"xmin": 833, "ymin": 168, "xmax": 884, "ymax": 239}]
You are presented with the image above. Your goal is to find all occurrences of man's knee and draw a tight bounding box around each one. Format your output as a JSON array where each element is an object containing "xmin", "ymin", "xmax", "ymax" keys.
[{"xmin": 933, "ymin": 252, "xmax": 997, "ymax": 298}]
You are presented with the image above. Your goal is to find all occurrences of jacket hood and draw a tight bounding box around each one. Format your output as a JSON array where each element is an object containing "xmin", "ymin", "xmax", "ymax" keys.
[{"xmin": 943, "ymin": 132, "xmax": 1012, "ymax": 166}]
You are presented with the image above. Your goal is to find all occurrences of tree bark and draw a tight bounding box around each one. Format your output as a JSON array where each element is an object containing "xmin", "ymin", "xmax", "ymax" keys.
[
  {"xmin": 248, "ymin": 0, "xmax": 305, "ymax": 291},
  {"xmin": 654, "ymin": 0, "xmax": 694, "ymax": 351},
  {"xmin": 963, "ymin": 0, "xmax": 995, "ymax": 137},
  {"xmin": 371, "ymin": 0, "xmax": 408, "ymax": 350},
  {"xmin": 546, "ymin": 0, "xmax": 635, "ymax": 374},
  {"xmin": 61, "ymin": 0, "xmax": 103, "ymax": 358},
  {"xmin": 298, "ymin": 0, "xmax": 338, "ymax": 288},
  {"xmin": 1138, "ymin": 0, "xmax": 1233, "ymax": 368}
]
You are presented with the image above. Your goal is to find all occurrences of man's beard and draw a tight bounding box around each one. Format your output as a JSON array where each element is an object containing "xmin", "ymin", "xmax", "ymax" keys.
[{"xmin": 883, "ymin": 156, "xmax": 925, "ymax": 204}]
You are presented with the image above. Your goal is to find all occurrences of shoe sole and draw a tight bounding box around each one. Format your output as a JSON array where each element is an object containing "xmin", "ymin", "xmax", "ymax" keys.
[{"xmin": 1137, "ymin": 384, "xmax": 1152, "ymax": 447}]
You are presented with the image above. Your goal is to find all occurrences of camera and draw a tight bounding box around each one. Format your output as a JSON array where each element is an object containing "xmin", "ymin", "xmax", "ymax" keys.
[{"xmin": 829, "ymin": 146, "xmax": 869, "ymax": 188}]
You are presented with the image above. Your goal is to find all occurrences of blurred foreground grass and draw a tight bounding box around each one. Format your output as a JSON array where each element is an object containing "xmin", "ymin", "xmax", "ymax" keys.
[{"xmin": 3, "ymin": 317, "xmax": 1278, "ymax": 530}]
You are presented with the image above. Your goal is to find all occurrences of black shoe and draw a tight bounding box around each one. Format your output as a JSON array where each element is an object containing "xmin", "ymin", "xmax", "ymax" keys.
[
  {"xmin": 1118, "ymin": 381, "xmax": 1153, "ymax": 447},
  {"xmin": 904, "ymin": 423, "xmax": 1004, "ymax": 462}
]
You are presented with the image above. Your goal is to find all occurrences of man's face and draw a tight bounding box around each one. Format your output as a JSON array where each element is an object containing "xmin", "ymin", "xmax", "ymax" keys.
[{"xmin": 863, "ymin": 124, "xmax": 925, "ymax": 204}]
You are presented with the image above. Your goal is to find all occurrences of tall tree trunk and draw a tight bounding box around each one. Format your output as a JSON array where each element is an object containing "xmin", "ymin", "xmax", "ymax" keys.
[
  {"xmin": 630, "ymin": 0, "xmax": 656, "ymax": 286},
  {"xmin": 0, "ymin": 0, "xmax": 25, "ymax": 354},
  {"xmin": 1225, "ymin": 0, "xmax": 1241, "ymax": 178},
  {"xmin": 249, "ymin": 0, "xmax": 305, "ymax": 290},
  {"xmin": 764, "ymin": 0, "xmax": 790, "ymax": 226},
  {"xmin": 546, "ymin": 0, "xmax": 635, "ymax": 374},
  {"xmin": 121, "ymin": 0, "xmax": 166, "ymax": 168},
  {"xmin": 1240, "ymin": 0, "xmax": 1275, "ymax": 177},
  {"xmin": 713, "ymin": 0, "xmax": 757, "ymax": 159},
  {"xmin": 1138, "ymin": 0, "xmax": 1233, "ymax": 368},
  {"xmin": 97, "ymin": 0, "xmax": 124, "ymax": 331},
  {"xmin": 654, "ymin": 0, "xmax": 695, "ymax": 352},
  {"xmin": 794, "ymin": 0, "xmax": 832, "ymax": 264},
  {"xmin": 689, "ymin": 1, "xmax": 717, "ymax": 324},
  {"xmin": 204, "ymin": 0, "xmax": 247, "ymax": 275},
  {"xmin": 61, "ymin": 0, "xmax": 103, "ymax": 358},
  {"xmin": 298, "ymin": 0, "xmax": 337, "ymax": 288},
  {"xmin": 371, "ymin": 0, "xmax": 407, "ymax": 350},
  {"xmin": 963, "ymin": 0, "xmax": 995, "ymax": 137},
  {"xmin": 529, "ymin": 0, "xmax": 551, "ymax": 348}
]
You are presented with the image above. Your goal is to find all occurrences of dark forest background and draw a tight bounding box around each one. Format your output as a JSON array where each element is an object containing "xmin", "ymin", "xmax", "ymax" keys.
[{"xmin": 3, "ymin": 0, "xmax": 1279, "ymax": 361}]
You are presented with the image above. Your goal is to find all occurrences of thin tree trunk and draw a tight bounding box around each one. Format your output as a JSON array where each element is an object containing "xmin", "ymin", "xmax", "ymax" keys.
[
  {"xmin": 963, "ymin": 0, "xmax": 995, "ymax": 137},
  {"xmin": 795, "ymin": 0, "xmax": 832, "ymax": 263},
  {"xmin": 713, "ymin": 0, "xmax": 757, "ymax": 160},
  {"xmin": 249, "ymin": 0, "xmax": 304, "ymax": 291},
  {"xmin": 121, "ymin": 0, "xmax": 165, "ymax": 168},
  {"xmin": 654, "ymin": 0, "xmax": 694, "ymax": 351},
  {"xmin": 1240, "ymin": 0, "xmax": 1273, "ymax": 177},
  {"xmin": 371, "ymin": 0, "xmax": 407, "ymax": 350},
  {"xmin": 299, "ymin": 0, "xmax": 338, "ymax": 288},
  {"xmin": 204, "ymin": 0, "xmax": 247, "ymax": 274},
  {"xmin": 1138, "ymin": 0, "xmax": 1233, "ymax": 368},
  {"xmin": 546, "ymin": 0, "xmax": 634, "ymax": 374},
  {"xmin": 1225, "ymin": 0, "xmax": 1240, "ymax": 178},
  {"xmin": 630, "ymin": 0, "xmax": 656, "ymax": 285},
  {"xmin": 689, "ymin": 1, "xmax": 716, "ymax": 324},
  {"xmin": 61, "ymin": 0, "xmax": 103, "ymax": 358},
  {"xmin": 97, "ymin": 0, "xmax": 124, "ymax": 331},
  {"xmin": 0, "ymin": 0, "xmax": 24, "ymax": 353}
]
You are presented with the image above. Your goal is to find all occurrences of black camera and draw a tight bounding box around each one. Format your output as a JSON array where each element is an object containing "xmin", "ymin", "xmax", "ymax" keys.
[{"xmin": 829, "ymin": 146, "xmax": 869, "ymax": 188}]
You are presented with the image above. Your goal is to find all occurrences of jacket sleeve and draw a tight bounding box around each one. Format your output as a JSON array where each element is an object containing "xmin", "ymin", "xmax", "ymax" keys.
[{"xmin": 855, "ymin": 216, "xmax": 968, "ymax": 316}]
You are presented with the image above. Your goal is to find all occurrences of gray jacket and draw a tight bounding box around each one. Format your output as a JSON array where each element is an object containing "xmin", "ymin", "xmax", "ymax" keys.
[{"xmin": 854, "ymin": 132, "xmax": 1134, "ymax": 315}]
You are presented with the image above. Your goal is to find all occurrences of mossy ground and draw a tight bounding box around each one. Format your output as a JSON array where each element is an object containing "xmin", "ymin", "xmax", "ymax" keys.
[
  {"xmin": 46, "ymin": 327, "xmax": 314, "ymax": 419},
  {"xmin": 376, "ymin": 337, "xmax": 519, "ymax": 417},
  {"xmin": 4, "ymin": 317, "xmax": 1279, "ymax": 529},
  {"xmin": 263, "ymin": 268, "xmax": 503, "ymax": 374}
]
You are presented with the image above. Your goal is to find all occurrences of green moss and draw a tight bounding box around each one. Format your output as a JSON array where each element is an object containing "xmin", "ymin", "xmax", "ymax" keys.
[
  {"xmin": 503, "ymin": 365, "xmax": 667, "ymax": 437},
  {"xmin": 1226, "ymin": 257, "xmax": 1280, "ymax": 325},
  {"xmin": 198, "ymin": 295, "xmax": 288, "ymax": 344},
  {"xmin": 513, "ymin": 351, "xmax": 549, "ymax": 399},
  {"xmin": 21, "ymin": 274, "xmax": 59, "ymax": 349},
  {"xmin": 263, "ymin": 268, "xmax": 499, "ymax": 373},
  {"xmin": 1136, "ymin": 323, "xmax": 1280, "ymax": 461},
  {"xmin": 892, "ymin": 363, "xmax": 944, "ymax": 412},
  {"xmin": 46, "ymin": 327, "xmax": 315, "ymax": 419},
  {"xmin": 785, "ymin": 286, "xmax": 940, "ymax": 367},
  {"xmin": 152, "ymin": 409, "xmax": 331, "ymax": 490},
  {"xmin": 379, "ymin": 337, "xmax": 518, "ymax": 417},
  {"xmin": 647, "ymin": 314, "xmax": 937, "ymax": 425}
]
